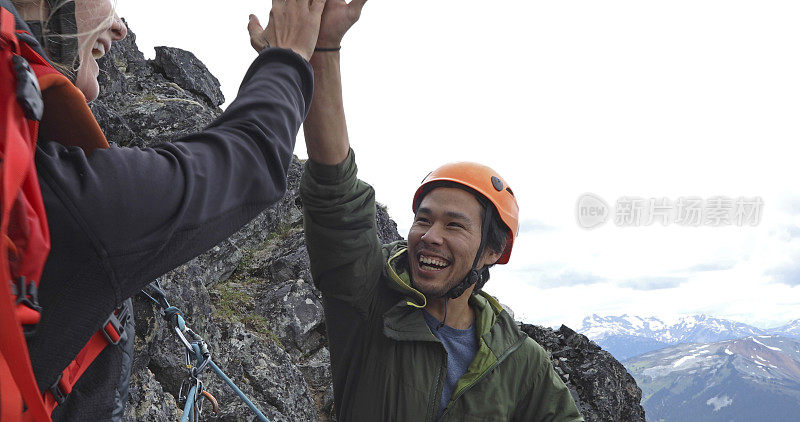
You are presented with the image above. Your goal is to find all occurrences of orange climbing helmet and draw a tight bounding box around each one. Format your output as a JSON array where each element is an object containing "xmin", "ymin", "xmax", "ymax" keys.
[{"xmin": 412, "ymin": 162, "xmax": 519, "ymax": 264}]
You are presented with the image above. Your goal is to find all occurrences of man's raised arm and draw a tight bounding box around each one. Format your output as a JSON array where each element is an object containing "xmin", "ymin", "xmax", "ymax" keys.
[
  {"xmin": 296, "ymin": 0, "xmax": 379, "ymax": 310},
  {"xmin": 304, "ymin": 0, "xmax": 366, "ymax": 165}
]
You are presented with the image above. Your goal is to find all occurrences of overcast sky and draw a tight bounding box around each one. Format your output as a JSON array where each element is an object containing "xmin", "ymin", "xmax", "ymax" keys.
[{"xmin": 116, "ymin": 1, "xmax": 800, "ymax": 329}]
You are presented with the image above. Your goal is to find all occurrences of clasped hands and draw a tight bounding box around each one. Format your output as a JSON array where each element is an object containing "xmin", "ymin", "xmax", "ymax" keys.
[{"xmin": 248, "ymin": 0, "xmax": 368, "ymax": 61}]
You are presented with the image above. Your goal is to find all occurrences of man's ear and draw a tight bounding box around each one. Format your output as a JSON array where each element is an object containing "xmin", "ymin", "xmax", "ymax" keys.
[
  {"xmin": 484, "ymin": 233, "xmax": 509, "ymax": 266},
  {"xmin": 480, "ymin": 247, "xmax": 502, "ymax": 267}
]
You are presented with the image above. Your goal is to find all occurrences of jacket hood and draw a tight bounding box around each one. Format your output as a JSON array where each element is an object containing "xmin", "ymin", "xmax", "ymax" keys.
[{"xmin": 383, "ymin": 241, "xmax": 427, "ymax": 308}]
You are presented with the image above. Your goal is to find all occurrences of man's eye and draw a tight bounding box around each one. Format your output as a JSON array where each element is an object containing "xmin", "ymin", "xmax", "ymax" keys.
[
  {"xmin": 415, "ymin": 217, "xmax": 430, "ymax": 224},
  {"xmin": 448, "ymin": 222, "xmax": 465, "ymax": 229}
]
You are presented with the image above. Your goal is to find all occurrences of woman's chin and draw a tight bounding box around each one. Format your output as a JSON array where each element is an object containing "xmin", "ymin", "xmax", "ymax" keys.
[
  {"xmin": 84, "ymin": 82, "xmax": 100, "ymax": 102},
  {"xmin": 76, "ymin": 59, "xmax": 101, "ymax": 102},
  {"xmin": 77, "ymin": 77, "xmax": 100, "ymax": 102}
]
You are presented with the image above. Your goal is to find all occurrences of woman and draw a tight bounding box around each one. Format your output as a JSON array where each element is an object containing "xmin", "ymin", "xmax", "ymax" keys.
[{"xmin": 2, "ymin": 0, "xmax": 325, "ymax": 419}]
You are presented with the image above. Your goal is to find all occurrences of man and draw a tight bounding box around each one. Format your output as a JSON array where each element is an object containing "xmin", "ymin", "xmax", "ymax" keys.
[{"xmin": 297, "ymin": 1, "xmax": 584, "ymax": 420}]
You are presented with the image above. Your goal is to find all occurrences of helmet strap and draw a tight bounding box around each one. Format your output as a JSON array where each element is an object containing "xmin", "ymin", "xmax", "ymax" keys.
[
  {"xmin": 445, "ymin": 200, "xmax": 493, "ymax": 299},
  {"xmin": 437, "ymin": 298, "xmax": 448, "ymax": 330}
]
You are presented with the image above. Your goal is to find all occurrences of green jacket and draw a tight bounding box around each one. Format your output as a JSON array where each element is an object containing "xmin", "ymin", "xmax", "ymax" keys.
[{"xmin": 301, "ymin": 150, "xmax": 583, "ymax": 421}]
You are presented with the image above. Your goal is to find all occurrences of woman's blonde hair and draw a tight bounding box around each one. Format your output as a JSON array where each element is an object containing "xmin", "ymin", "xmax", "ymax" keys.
[{"xmin": 11, "ymin": 0, "xmax": 119, "ymax": 81}]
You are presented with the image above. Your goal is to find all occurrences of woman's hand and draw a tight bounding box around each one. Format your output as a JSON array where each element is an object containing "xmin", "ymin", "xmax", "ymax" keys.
[
  {"xmin": 316, "ymin": 0, "xmax": 367, "ymax": 49},
  {"xmin": 248, "ymin": 0, "xmax": 327, "ymax": 61}
]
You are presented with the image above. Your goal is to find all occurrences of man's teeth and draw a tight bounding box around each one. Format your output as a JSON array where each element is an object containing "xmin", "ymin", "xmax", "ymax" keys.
[
  {"xmin": 92, "ymin": 42, "xmax": 106, "ymax": 59},
  {"xmin": 420, "ymin": 256, "xmax": 448, "ymax": 268}
]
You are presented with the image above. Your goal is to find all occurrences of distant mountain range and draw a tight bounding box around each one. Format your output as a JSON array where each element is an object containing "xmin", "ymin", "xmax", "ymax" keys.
[
  {"xmin": 625, "ymin": 336, "xmax": 800, "ymax": 422},
  {"xmin": 578, "ymin": 314, "xmax": 800, "ymax": 360},
  {"xmin": 773, "ymin": 319, "xmax": 800, "ymax": 338}
]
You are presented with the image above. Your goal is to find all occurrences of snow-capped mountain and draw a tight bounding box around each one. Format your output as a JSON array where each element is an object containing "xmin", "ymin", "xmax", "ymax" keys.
[
  {"xmin": 625, "ymin": 336, "xmax": 800, "ymax": 422},
  {"xmin": 578, "ymin": 314, "xmax": 769, "ymax": 360},
  {"xmin": 580, "ymin": 314, "xmax": 672, "ymax": 341},
  {"xmin": 770, "ymin": 319, "xmax": 800, "ymax": 338}
]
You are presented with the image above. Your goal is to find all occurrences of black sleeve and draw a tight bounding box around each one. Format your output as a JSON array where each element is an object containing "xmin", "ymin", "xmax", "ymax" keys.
[{"xmin": 35, "ymin": 47, "xmax": 313, "ymax": 303}]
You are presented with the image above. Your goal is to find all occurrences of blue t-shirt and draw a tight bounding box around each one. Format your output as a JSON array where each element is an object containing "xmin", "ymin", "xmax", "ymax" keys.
[{"xmin": 423, "ymin": 310, "xmax": 480, "ymax": 417}]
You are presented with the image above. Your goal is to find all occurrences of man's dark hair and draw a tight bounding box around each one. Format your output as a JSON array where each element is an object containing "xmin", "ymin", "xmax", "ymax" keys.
[{"xmin": 414, "ymin": 181, "xmax": 509, "ymax": 260}]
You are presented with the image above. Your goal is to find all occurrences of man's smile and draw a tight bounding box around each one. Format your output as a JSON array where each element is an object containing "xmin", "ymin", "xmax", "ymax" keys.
[{"xmin": 418, "ymin": 253, "xmax": 451, "ymax": 272}]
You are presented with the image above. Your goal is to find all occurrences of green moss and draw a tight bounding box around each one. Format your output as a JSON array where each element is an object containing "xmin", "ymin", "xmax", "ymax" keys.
[
  {"xmin": 211, "ymin": 283, "xmax": 282, "ymax": 348},
  {"xmin": 226, "ymin": 248, "xmax": 262, "ymax": 285},
  {"xmin": 212, "ymin": 283, "xmax": 249, "ymax": 320},
  {"xmin": 265, "ymin": 222, "xmax": 298, "ymax": 244},
  {"xmin": 236, "ymin": 249, "xmax": 256, "ymax": 274},
  {"xmin": 240, "ymin": 314, "xmax": 283, "ymax": 346}
]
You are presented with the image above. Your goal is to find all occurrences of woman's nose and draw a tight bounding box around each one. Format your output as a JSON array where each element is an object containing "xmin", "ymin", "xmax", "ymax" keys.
[{"xmin": 109, "ymin": 13, "xmax": 127, "ymax": 41}]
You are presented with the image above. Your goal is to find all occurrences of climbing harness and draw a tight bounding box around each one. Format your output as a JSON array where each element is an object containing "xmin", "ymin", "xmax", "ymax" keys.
[{"xmin": 141, "ymin": 280, "xmax": 269, "ymax": 422}]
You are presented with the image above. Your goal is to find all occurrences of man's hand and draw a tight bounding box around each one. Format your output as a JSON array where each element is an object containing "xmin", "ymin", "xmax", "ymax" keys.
[
  {"xmin": 316, "ymin": 0, "xmax": 367, "ymax": 49},
  {"xmin": 248, "ymin": 13, "xmax": 274, "ymax": 52},
  {"xmin": 302, "ymin": 0, "xmax": 368, "ymax": 165},
  {"xmin": 248, "ymin": 0, "xmax": 327, "ymax": 61}
]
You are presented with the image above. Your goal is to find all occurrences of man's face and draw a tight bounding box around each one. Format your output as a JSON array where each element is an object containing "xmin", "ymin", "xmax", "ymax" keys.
[{"xmin": 407, "ymin": 187, "xmax": 500, "ymax": 298}]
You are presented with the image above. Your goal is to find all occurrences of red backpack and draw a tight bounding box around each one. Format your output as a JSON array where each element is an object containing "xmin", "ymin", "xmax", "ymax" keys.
[{"xmin": 0, "ymin": 7, "xmax": 124, "ymax": 421}]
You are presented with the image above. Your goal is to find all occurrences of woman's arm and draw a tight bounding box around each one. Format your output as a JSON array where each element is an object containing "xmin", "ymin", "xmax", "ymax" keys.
[
  {"xmin": 37, "ymin": 48, "xmax": 312, "ymax": 302},
  {"xmin": 37, "ymin": 0, "xmax": 328, "ymax": 303}
]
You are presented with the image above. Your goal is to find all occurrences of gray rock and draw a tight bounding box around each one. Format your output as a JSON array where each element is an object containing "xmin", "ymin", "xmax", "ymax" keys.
[
  {"xmin": 521, "ymin": 324, "xmax": 647, "ymax": 422},
  {"xmin": 259, "ymin": 278, "xmax": 325, "ymax": 359},
  {"xmin": 125, "ymin": 367, "xmax": 178, "ymax": 421},
  {"xmin": 376, "ymin": 202, "xmax": 403, "ymax": 244},
  {"xmin": 500, "ymin": 302, "xmax": 515, "ymax": 321},
  {"xmin": 298, "ymin": 347, "xmax": 332, "ymax": 389},
  {"xmin": 152, "ymin": 46, "xmax": 224, "ymax": 107},
  {"xmin": 92, "ymin": 23, "xmax": 220, "ymax": 148},
  {"xmin": 202, "ymin": 320, "xmax": 317, "ymax": 421}
]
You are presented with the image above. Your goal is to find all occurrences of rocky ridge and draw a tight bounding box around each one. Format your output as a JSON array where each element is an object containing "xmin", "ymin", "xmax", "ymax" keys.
[
  {"xmin": 522, "ymin": 325, "xmax": 645, "ymax": 422},
  {"xmin": 93, "ymin": 22, "xmax": 645, "ymax": 421}
]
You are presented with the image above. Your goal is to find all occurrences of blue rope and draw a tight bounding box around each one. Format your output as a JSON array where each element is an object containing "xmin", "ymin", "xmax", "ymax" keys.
[
  {"xmin": 209, "ymin": 360, "xmax": 269, "ymax": 422},
  {"xmin": 179, "ymin": 384, "xmax": 198, "ymax": 422},
  {"xmin": 140, "ymin": 281, "xmax": 271, "ymax": 422},
  {"xmin": 192, "ymin": 343, "xmax": 203, "ymax": 361}
]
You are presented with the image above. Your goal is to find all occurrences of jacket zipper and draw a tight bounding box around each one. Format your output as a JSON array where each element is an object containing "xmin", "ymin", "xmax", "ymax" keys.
[
  {"xmin": 438, "ymin": 335, "xmax": 527, "ymax": 420},
  {"xmin": 428, "ymin": 346, "xmax": 448, "ymax": 422}
]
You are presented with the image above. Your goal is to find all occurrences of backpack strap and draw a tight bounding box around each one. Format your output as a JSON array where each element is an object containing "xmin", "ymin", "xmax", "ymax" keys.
[{"xmin": 42, "ymin": 304, "xmax": 130, "ymax": 412}]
